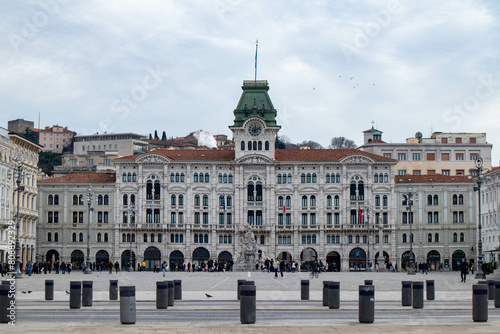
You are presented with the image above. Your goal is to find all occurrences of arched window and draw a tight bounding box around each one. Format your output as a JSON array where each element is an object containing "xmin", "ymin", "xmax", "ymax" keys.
[
  {"xmin": 151, "ymin": 233, "xmax": 155, "ymax": 243},
  {"xmin": 170, "ymin": 173, "xmax": 175, "ymax": 182},
  {"xmin": 205, "ymin": 173, "xmax": 210, "ymax": 183},
  {"xmin": 127, "ymin": 233, "xmax": 131, "ymax": 242},
  {"xmin": 433, "ymin": 195, "xmax": 438, "ymax": 205},
  {"xmin": 278, "ymin": 196, "xmax": 284, "ymax": 208},
  {"xmin": 374, "ymin": 173, "xmax": 378, "ymax": 183},
  {"xmin": 358, "ymin": 181, "xmax": 364, "ymax": 200},
  {"xmin": 375, "ymin": 195, "xmax": 380, "ymax": 207},
  {"xmin": 301, "ymin": 173, "xmax": 305, "ymax": 183},
  {"xmin": 312, "ymin": 234, "xmax": 316, "ymax": 244},
  {"xmin": 336, "ymin": 173, "xmax": 341, "ymax": 183},
  {"xmin": 132, "ymin": 173, "xmax": 137, "ymax": 182},
  {"xmin": 310, "ymin": 195, "xmax": 316, "ymax": 207},
  {"xmin": 72, "ymin": 233, "xmax": 76, "ymax": 242},
  {"xmin": 79, "ymin": 195, "xmax": 84, "ymax": 205},
  {"xmin": 97, "ymin": 233, "xmax": 102, "ymax": 242},
  {"xmin": 355, "ymin": 234, "xmax": 360, "ymax": 243},
  {"xmin": 427, "ymin": 195, "xmax": 433, "ymax": 205},
  {"xmin": 73, "ymin": 194, "xmax": 78, "ymax": 205},
  {"xmin": 253, "ymin": 141, "xmax": 257, "ymax": 150},
  {"xmin": 286, "ymin": 196, "xmax": 292, "ymax": 208},
  {"xmin": 363, "ymin": 234, "xmax": 367, "ymax": 244},
  {"xmin": 175, "ymin": 173, "xmax": 180, "ymax": 182},
  {"xmin": 171, "ymin": 194, "xmax": 176, "ymax": 205},
  {"xmin": 435, "ymin": 233, "xmax": 439, "ymax": 242},
  {"xmin": 350, "ymin": 181, "xmax": 356, "ymax": 200},
  {"xmin": 79, "ymin": 233, "xmax": 84, "ymax": 242},
  {"xmin": 47, "ymin": 232, "xmax": 52, "ymax": 242},
  {"xmin": 203, "ymin": 195, "xmax": 209, "ymax": 206},
  {"xmin": 123, "ymin": 194, "xmax": 128, "ymax": 205},
  {"xmin": 307, "ymin": 173, "xmax": 311, "ymax": 183},
  {"xmin": 179, "ymin": 195, "xmax": 183, "ymax": 206},
  {"xmin": 122, "ymin": 233, "xmax": 126, "ymax": 242},
  {"xmin": 452, "ymin": 194, "xmax": 458, "ymax": 205},
  {"xmin": 219, "ymin": 235, "xmax": 223, "ymax": 243},
  {"xmin": 302, "ymin": 196, "xmax": 307, "ymax": 207},
  {"xmin": 218, "ymin": 173, "xmax": 223, "ymax": 183},
  {"xmin": 312, "ymin": 173, "xmax": 317, "ymax": 183},
  {"xmin": 180, "ymin": 234, "xmax": 184, "ymax": 243},
  {"xmin": 348, "ymin": 234, "xmax": 353, "ymax": 244},
  {"xmin": 265, "ymin": 141, "xmax": 269, "ymax": 150},
  {"xmin": 130, "ymin": 194, "xmax": 135, "ymax": 204},
  {"xmin": 326, "ymin": 174, "xmax": 330, "ymax": 183},
  {"xmin": 122, "ymin": 173, "xmax": 127, "ymax": 182},
  {"xmin": 248, "ymin": 141, "xmax": 252, "ymax": 151},
  {"xmin": 227, "ymin": 195, "xmax": 232, "ymax": 206},
  {"xmin": 260, "ymin": 235, "xmax": 265, "ymax": 244},
  {"xmin": 460, "ymin": 232, "xmax": 464, "ymax": 242},
  {"xmin": 171, "ymin": 234, "xmax": 175, "ymax": 243},
  {"xmin": 98, "ymin": 194, "xmax": 103, "ymax": 205},
  {"xmin": 277, "ymin": 174, "xmax": 282, "ymax": 184},
  {"xmin": 258, "ymin": 141, "xmax": 262, "ymax": 150},
  {"xmin": 334, "ymin": 195, "xmax": 340, "ymax": 207},
  {"xmin": 241, "ymin": 141, "xmax": 245, "ymax": 150},
  {"xmin": 326, "ymin": 195, "xmax": 332, "ymax": 207},
  {"xmin": 204, "ymin": 234, "xmax": 209, "ymax": 243},
  {"xmin": 307, "ymin": 234, "xmax": 312, "ymax": 244},
  {"xmin": 223, "ymin": 173, "xmax": 228, "ymax": 183},
  {"xmin": 402, "ymin": 233, "xmax": 407, "ymax": 243},
  {"xmin": 194, "ymin": 195, "xmax": 200, "ymax": 206},
  {"xmin": 229, "ymin": 174, "xmax": 233, "ymax": 183},
  {"xmin": 146, "ymin": 181, "xmax": 153, "ymax": 200},
  {"xmin": 180, "ymin": 173, "xmax": 185, "ymax": 182},
  {"xmin": 131, "ymin": 234, "xmax": 135, "ymax": 242},
  {"xmin": 194, "ymin": 173, "xmax": 199, "ymax": 182},
  {"xmin": 384, "ymin": 234, "xmax": 389, "ymax": 243},
  {"xmin": 104, "ymin": 233, "xmax": 108, "ymax": 242},
  {"xmin": 127, "ymin": 173, "xmax": 131, "ymax": 182},
  {"xmin": 382, "ymin": 195, "xmax": 388, "ymax": 207},
  {"xmin": 154, "ymin": 180, "xmax": 161, "ymax": 199},
  {"xmin": 453, "ymin": 233, "xmax": 458, "ymax": 242},
  {"xmin": 144, "ymin": 233, "xmax": 148, "ymax": 242},
  {"xmin": 48, "ymin": 194, "xmax": 53, "ymax": 205},
  {"xmin": 175, "ymin": 234, "xmax": 179, "ymax": 243},
  {"xmin": 384, "ymin": 173, "xmax": 388, "ymax": 183},
  {"xmin": 428, "ymin": 233, "xmax": 432, "ymax": 242},
  {"xmin": 459, "ymin": 194, "xmax": 464, "ymax": 205},
  {"xmin": 302, "ymin": 235, "xmax": 306, "ymax": 244}
]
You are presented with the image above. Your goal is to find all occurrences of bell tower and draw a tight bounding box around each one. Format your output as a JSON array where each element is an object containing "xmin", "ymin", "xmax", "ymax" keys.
[{"xmin": 229, "ymin": 80, "xmax": 281, "ymax": 160}]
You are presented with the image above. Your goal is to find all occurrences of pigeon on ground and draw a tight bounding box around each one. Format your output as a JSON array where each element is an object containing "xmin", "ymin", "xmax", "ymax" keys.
[
  {"xmin": 205, "ymin": 293, "xmax": 213, "ymax": 298},
  {"xmin": 22, "ymin": 291, "xmax": 27, "ymax": 294},
  {"xmin": 28, "ymin": 291, "xmax": 32, "ymax": 293},
  {"xmin": 65, "ymin": 290, "xmax": 70, "ymax": 294}
]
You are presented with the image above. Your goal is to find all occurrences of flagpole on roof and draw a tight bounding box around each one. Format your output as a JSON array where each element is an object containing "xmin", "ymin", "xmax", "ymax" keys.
[{"xmin": 254, "ymin": 39, "xmax": 258, "ymax": 83}]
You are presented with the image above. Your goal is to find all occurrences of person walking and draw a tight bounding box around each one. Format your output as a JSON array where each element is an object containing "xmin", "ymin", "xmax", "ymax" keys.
[
  {"xmin": 460, "ymin": 258, "xmax": 468, "ymax": 283},
  {"xmin": 162, "ymin": 261, "xmax": 167, "ymax": 277},
  {"xmin": 273, "ymin": 259, "xmax": 279, "ymax": 278},
  {"xmin": 279, "ymin": 260, "xmax": 285, "ymax": 278},
  {"xmin": 114, "ymin": 261, "xmax": 119, "ymax": 273},
  {"xmin": 481, "ymin": 261, "xmax": 487, "ymax": 279}
]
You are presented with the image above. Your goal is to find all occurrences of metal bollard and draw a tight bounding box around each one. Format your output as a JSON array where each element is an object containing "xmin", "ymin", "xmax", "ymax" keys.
[
  {"xmin": 240, "ymin": 284, "xmax": 256, "ymax": 324},
  {"xmin": 110, "ymin": 280, "xmax": 118, "ymax": 301},
  {"xmin": 120, "ymin": 286, "xmax": 136, "ymax": 324},
  {"xmin": 473, "ymin": 284, "xmax": 488, "ymax": 322},
  {"xmin": 174, "ymin": 280, "xmax": 182, "ymax": 300},
  {"xmin": 237, "ymin": 279, "xmax": 246, "ymax": 300},
  {"xmin": 69, "ymin": 281, "xmax": 81, "ymax": 309},
  {"xmin": 328, "ymin": 281, "xmax": 340, "ymax": 309},
  {"xmin": 488, "ymin": 280, "xmax": 495, "ymax": 301},
  {"xmin": 82, "ymin": 281, "xmax": 93, "ymax": 307},
  {"xmin": 426, "ymin": 280, "xmax": 435, "ymax": 301},
  {"xmin": 45, "ymin": 280, "xmax": 54, "ymax": 301},
  {"xmin": 412, "ymin": 281, "xmax": 424, "ymax": 309},
  {"xmin": 167, "ymin": 280, "xmax": 174, "ymax": 307},
  {"xmin": 364, "ymin": 280, "xmax": 373, "ymax": 286},
  {"xmin": 156, "ymin": 281, "xmax": 168, "ymax": 309},
  {"xmin": 301, "ymin": 280, "xmax": 309, "ymax": 300},
  {"xmin": 322, "ymin": 281, "xmax": 330, "ymax": 306},
  {"xmin": 478, "ymin": 280, "xmax": 488, "ymax": 299},
  {"xmin": 402, "ymin": 281, "xmax": 412, "ymax": 306},
  {"xmin": 359, "ymin": 285, "xmax": 375, "ymax": 323},
  {"xmin": 495, "ymin": 281, "xmax": 500, "ymax": 308},
  {"xmin": 1, "ymin": 281, "xmax": 10, "ymax": 285},
  {"xmin": 0, "ymin": 284, "xmax": 13, "ymax": 323}
]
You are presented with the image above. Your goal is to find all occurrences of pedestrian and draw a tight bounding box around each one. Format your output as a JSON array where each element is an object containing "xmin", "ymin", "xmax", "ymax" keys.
[
  {"xmin": 162, "ymin": 261, "xmax": 167, "ymax": 277},
  {"xmin": 460, "ymin": 258, "xmax": 468, "ymax": 283},
  {"xmin": 481, "ymin": 261, "xmax": 487, "ymax": 279},
  {"xmin": 54, "ymin": 260, "xmax": 59, "ymax": 274},
  {"xmin": 67, "ymin": 263, "xmax": 72, "ymax": 274},
  {"xmin": 471, "ymin": 263, "xmax": 474, "ymax": 275},
  {"xmin": 114, "ymin": 261, "xmax": 119, "ymax": 273},
  {"xmin": 273, "ymin": 259, "xmax": 279, "ymax": 278},
  {"xmin": 279, "ymin": 260, "xmax": 285, "ymax": 278},
  {"xmin": 61, "ymin": 261, "xmax": 66, "ymax": 275},
  {"xmin": 27, "ymin": 262, "xmax": 33, "ymax": 277},
  {"xmin": 108, "ymin": 261, "xmax": 113, "ymax": 274}
]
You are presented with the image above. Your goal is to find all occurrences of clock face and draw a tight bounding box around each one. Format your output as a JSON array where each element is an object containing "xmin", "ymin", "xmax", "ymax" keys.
[{"xmin": 248, "ymin": 123, "xmax": 262, "ymax": 136}]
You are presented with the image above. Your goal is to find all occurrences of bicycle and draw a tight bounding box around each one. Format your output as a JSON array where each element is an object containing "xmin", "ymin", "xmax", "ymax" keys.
[{"xmin": 310, "ymin": 271, "xmax": 319, "ymax": 279}]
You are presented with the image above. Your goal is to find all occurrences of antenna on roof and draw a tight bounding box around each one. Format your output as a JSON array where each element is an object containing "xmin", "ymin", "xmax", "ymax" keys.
[{"xmin": 254, "ymin": 39, "xmax": 258, "ymax": 82}]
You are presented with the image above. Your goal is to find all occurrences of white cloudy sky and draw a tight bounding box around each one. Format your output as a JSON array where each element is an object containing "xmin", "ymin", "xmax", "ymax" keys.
[{"xmin": 1, "ymin": 1, "xmax": 500, "ymax": 162}]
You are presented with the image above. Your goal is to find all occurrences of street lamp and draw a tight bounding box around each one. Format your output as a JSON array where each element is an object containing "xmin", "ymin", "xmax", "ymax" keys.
[
  {"xmin": 405, "ymin": 185, "xmax": 416, "ymax": 275},
  {"xmin": 8, "ymin": 156, "xmax": 31, "ymax": 279},
  {"xmin": 84, "ymin": 185, "xmax": 95, "ymax": 274},
  {"xmin": 366, "ymin": 203, "xmax": 372, "ymax": 272},
  {"xmin": 469, "ymin": 156, "xmax": 488, "ymax": 279},
  {"xmin": 126, "ymin": 204, "xmax": 135, "ymax": 272}
]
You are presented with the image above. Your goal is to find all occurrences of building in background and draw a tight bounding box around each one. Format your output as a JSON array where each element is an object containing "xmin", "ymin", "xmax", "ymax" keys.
[
  {"xmin": 360, "ymin": 127, "xmax": 492, "ymax": 176},
  {"xmin": 38, "ymin": 125, "xmax": 76, "ymax": 153},
  {"xmin": 73, "ymin": 133, "xmax": 149, "ymax": 157},
  {"xmin": 395, "ymin": 174, "xmax": 476, "ymax": 271},
  {"xmin": 481, "ymin": 167, "xmax": 500, "ymax": 264},
  {"xmin": 0, "ymin": 127, "xmax": 13, "ymax": 263},
  {"xmin": 9, "ymin": 131, "xmax": 42, "ymax": 266},
  {"xmin": 37, "ymin": 172, "xmax": 116, "ymax": 267}
]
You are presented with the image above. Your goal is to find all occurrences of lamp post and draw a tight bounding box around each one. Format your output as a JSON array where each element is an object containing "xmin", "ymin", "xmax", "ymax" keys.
[
  {"xmin": 127, "ymin": 204, "xmax": 135, "ymax": 272},
  {"xmin": 8, "ymin": 156, "xmax": 31, "ymax": 279},
  {"xmin": 84, "ymin": 185, "xmax": 94, "ymax": 274},
  {"xmin": 469, "ymin": 156, "xmax": 488, "ymax": 279},
  {"xmin": 366, "ymin": 203, "xmax": 372, "ymax": 272},
  {"xmin": 406, "ymin": 185, "xmax": 416, "ymax": 275}
]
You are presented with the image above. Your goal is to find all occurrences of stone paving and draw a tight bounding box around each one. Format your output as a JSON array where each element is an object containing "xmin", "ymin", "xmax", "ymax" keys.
[{"xmin": 3, "ymin": 270, "xmax": 500, "ymax": 333}]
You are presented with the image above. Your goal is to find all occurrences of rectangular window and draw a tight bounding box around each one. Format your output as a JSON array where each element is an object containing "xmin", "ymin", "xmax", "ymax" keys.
[
  {"xmin": 53, "ymin": 212, "xmax": 59, "ymax": 223},
  {"xmin": 286, "ymin": 214, "xmax": 291, "ymax": 226},
  {"xmin": 470, "ymin": 137, "xmax": 476, "ymax": 144},
  {"xmin": 412, "ymin": 153, "xmax": 421, "ymax": 161},
  {"xmin": 383, "ymin": 213, "xmax": 388, "ymax": 224},
  {"xmin": 203, "ymin": 212, "xmax": 209, "ymax": 224},
  {"xmin": 459, "ymin": 211, "xmax": 464, "ymax": 223},
  {"xmin": 434, "ymin": 212, "xmax": 439, "ymax": 224},
  {"xmin": 98, "ymin": 211, "xmax": 103, "ymax": 224},
  {"xmin": 79, "ymin": 211, "xmax": 83, "ymax": 223},
  {"xmin": 456, "ymin": 170, "xmax": 464, "ymax": 176},
  {"xmin": 256, "ymin": 211, "xmax": 263, "ymax": 225},
  {"xmin": 441, "ymin": 138, "xmax": 448, "ymax": 144},
  {"xmin": 412, "ymin": 170, "xmax": 421, "ymax": 175},
  {"xmin": 104, "ymin": 159, "xmax": 111, "ymax": 166},
  {"xmin": 442, "ymin": 170, "xmax": 450, "ymax": 176},
  {"xmin": 427, "ymin": 153, "xmax": 435, "ymax": 161},
  {"xmin": 226, "ymin": 213, "xmax": 231, "ymax": 225},
  {"xmin": 146, "ymin": 209, "xmax": 152, "ymax": 223},
  {"xmin": 455, "ymin": 137, "xmax": 462, "ymax": 143},
  {"xmin": 302, "ymin": 213, "xmax": 307, "ymax": 226},
  {"xmin": 73, "ymin": 212, "xmax": 78, "ymax": 224},
  {"xmin": 104, "ymin": 211, "xmax": 109, "ymax": 224},
  {"xmin": 470, "ymin": 153, "xmax": 478, "ymax": 160},
  {"xmin": 383, "ymin": 153, "xmax": 392, "ymax": 159},
  {"xmin": 453, "ymin": 211, "xmax": 458, "ymax": 223},
  {"xmin": 334, "ymin": 213, "xmax": 340, "ymax": 225},
  {"xmin": 398, "ymin": 153, "xmax": 407, "ymax": 161},
  {"xmin": 398, "ymin": 170, "xmax": 407, "ymax": 175},
  {"xmin": 278, "ymin": 214, "xmax": 284, "ymax": 225},
  {"xmin": 427, "ymin": 170, "xmax": 436, "ymax": 175},
  {"xmin": 441, "ymin": 153, "xmax": 450, "ymax": 161},
  {"xmin": 171, "ymin": 212, "xmax": 176, "ymax": 224},
  {"xmin": 456, "ymin": 153, "xmax": 464, "ymax": 160},
  {"xmin": 48, "ymin": 211, "xmax": 53, "ymax": 223},
  {"xmin": 248, "ymin": 211, "xmax": 254, "ymax": 225},
  {"xmin": 194, "ymin": 212, "xmax": 200, "ymax": 224},
  {"xmin": 327, "ymin": 213, "xmax": 332, "ymax": 225},
  {"xmin": 310, "ymin": 213, "xmax": 316, "ymax": 225}
]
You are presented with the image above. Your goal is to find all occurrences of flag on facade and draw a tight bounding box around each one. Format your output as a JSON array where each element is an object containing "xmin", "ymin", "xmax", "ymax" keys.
[
  {"xmin": 283, "ymin": 204, "xmax": 286, "ymax": 214},
  {"xmin": 222, "ymin": 195, "xmax": 226, "ymax": 212},
  {"xmin": 358, "ymin": 206, "xmax": 362, "ymax": 224}
]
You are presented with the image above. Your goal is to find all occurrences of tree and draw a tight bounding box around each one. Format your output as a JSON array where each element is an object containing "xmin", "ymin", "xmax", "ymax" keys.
[
  {"xmin": 161, "ymin": 131, "xmax": 167, "ymax": 141},
  {"xmin": 328, "ymin": 136, "xmax": 357, "ymax": 149},
  {"xmin": 149, "ymin": 133, "xmax": 152, "ymax": 140},
  {"xmin": 154, "ymin": 130, "xmax": 159, "ymax": 140},
  {"xmin": 38, "ymin": 152, "xmax": 62, "ymax": 176},
  {"xmin": 298, "ymin": 140, "xmax": 323, "ymax": 150}
]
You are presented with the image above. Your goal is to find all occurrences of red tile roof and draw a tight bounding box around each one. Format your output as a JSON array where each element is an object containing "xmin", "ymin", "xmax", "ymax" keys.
[
  {"xmin": 487, "ymin": 166, "xmax": 500, "ymax": 174},
  {"xmin": 116, "ymin": 148, "xmax": 395, "ymax": 163},
  {"xmin": 39, "ymin": 172, "xmax": 116, "ymax": 184},
  {"xmin": 395, "ymin": 174, "xmax": 473, "ymax": 183}
]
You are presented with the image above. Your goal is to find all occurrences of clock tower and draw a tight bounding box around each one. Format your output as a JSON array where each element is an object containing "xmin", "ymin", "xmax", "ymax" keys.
[{"xmin": 229, "ymin": 80, "xmax": 281, "ymax": 160}]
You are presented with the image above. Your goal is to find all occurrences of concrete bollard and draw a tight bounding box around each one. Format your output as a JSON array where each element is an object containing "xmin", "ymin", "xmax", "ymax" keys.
[
  {"xmin": 82, "ymin": 281, "xmax": 93, "ymax": 307},
  {"xmin": 240, "ymin": 284, "xmax": 256, "ymax": 324},
  {"xmin": 495, "ymin": 281, "xmax": 500, "ymax": 308},
  {"xmin": 364, "ymin": 280, "xmax": 373, "ymax": 286},
  {"xmin": 167, "ymin": 280, "xmax": 174, "ymax": 307},
  {"xmin": 412, "ymin": 281, "xmax": 424, "ymax": 309},
  {"xmin": 156, "ymin": 281, "xmax": 168, "ymax": 309},
  {"xmin": 426, "ymin": 280, "xmax": 435, "ymax": 301},
  {"xmin": 473, "ymin": 284, "xmax": 488, "ymax": 322},
  {"xmin": 301, "ymin": 280, "xmax": 309, "ymax": 300},
  {"xmin": 237, "ymin": 279, "xmax": 246, "ymax": 300},
  {"xmin": 328, "ymin": 281, "xmax": 340, "ymax": 309},
  {"xmin": 359, "ymin": 285, "xmax": 375, "ymax": 323},
  {"xmin": 45, "ymin": 280, "xmax": 54, "ymax": 301},
  {"xmin": 0, "ymin": 284, "xmax": 13, "ymax": 323},
  {"xmin": 174, "ymin": 280, "xmax": 182, "ymax": 300},
  {"xmin": 120, "ymin": 286, "xmax": 136, "ymax": 324},
  {"xmin": 69, "ymin": 281, "xmax": 81, "ymax": 309},
  {"xmin": 488, "ymin": 280, "xmax": 495, "ymax": 301},
  {"xmin": 110, "ymin": 280, "xmax": 118, "ymax": 301},
  {"xmin": 402, "ymin": 281, "xmax": 412, "ymax": 306},
  {"xmin": 322, "ymin": 281, "xmax": 330, "ymax": 307}
]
